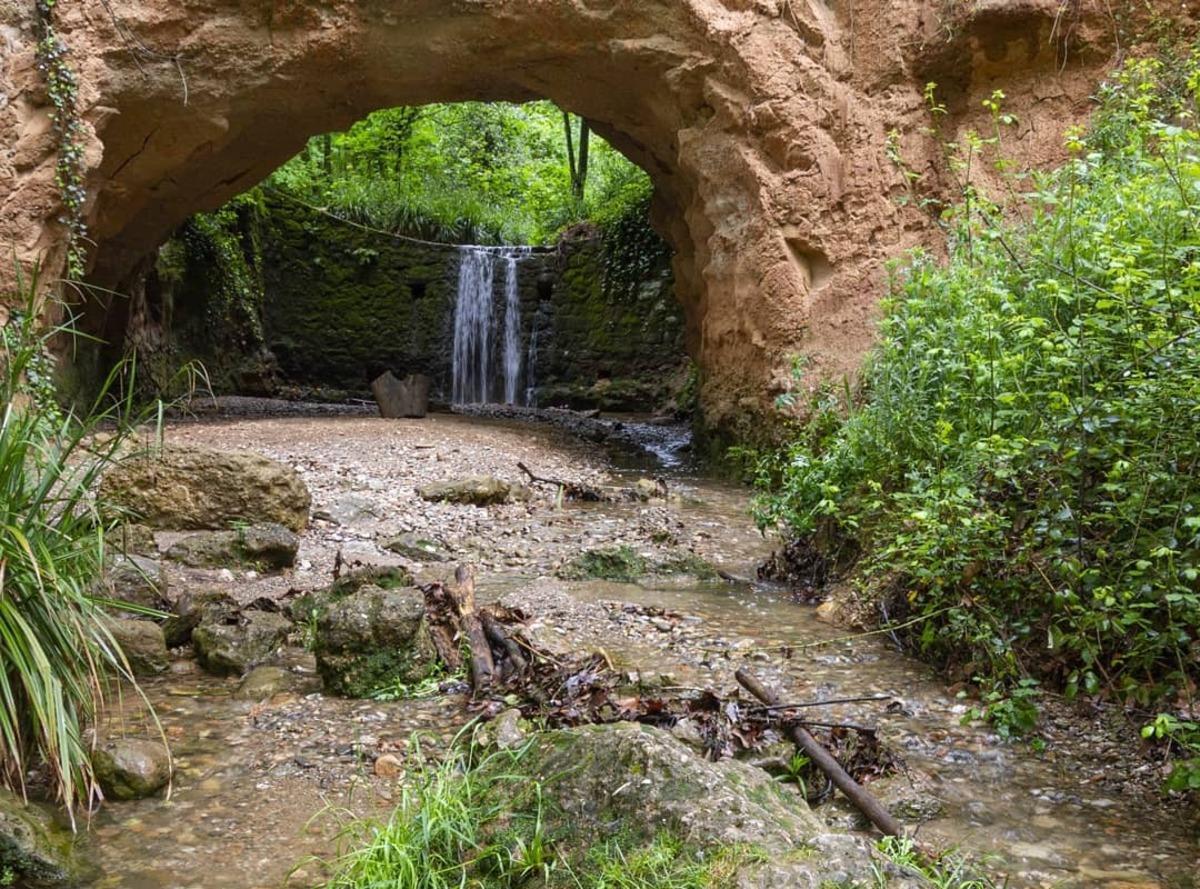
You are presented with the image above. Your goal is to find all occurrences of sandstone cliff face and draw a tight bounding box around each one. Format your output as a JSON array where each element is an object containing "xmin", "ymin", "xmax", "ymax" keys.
[{"xmin": 0, "ymin": 0, "xmax": 1188, "ymax": 433}]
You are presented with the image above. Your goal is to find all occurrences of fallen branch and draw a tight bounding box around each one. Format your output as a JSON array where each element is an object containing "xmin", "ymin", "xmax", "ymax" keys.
[
  {"xmin": 735, "ymin": 668, "xmax": 904, "ymax": 838},
  {"xmin": 449, "ymin": 565, "xmax": 495, "ymax": 695},
  {"xmin": 517, "ymin": 461, "xmax": 608, "ymax": 502}
]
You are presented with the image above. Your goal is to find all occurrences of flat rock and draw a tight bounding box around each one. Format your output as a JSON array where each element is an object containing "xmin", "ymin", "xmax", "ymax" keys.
[
  {"xmin": 233, "ymin": 665, "xmax": 314, "ymax": 700},
  {"xmin": 416, "ymin": 476, "xmax": 512, "ymax": 506},
  {"xmin": 381, "ymin": 533, "xmax": 449, "ymax": 562},
  {"xmin": 165, "ymin": 523, "xmax": 299, "ymax": 571},
  {"xmin": 101, "ymin": 444, "xmax": 311, "ymax": 531},
  {"xmin": 93, "ymin": 738, "xmax": 172, "ymax": 801}
]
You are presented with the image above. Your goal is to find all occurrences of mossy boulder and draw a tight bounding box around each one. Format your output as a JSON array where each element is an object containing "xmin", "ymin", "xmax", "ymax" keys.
[
  {"xmin": 192, "ymin": 609, "xmax": 292, "ymax": 676},
  {"xmin": 312, "ymin": 584, "xmax": 437, "ymax": 697},
  {"xmin": 0, "ymin": 789, "xmax": 92, "ymax": 887},
  {"xmin": 285, "ymin": 565, "xmax": 413, "ymax": 624},
  {"xmin": 101, "ymin": 444, "xmax": 311, "ymax": 531},
  {"xmin": 93, "ymin": 739, "xmax": 172, "ymax": 801},
  {"xmin": 560, "ymin": 545, "xmax": 717, "ymax": 583},
  {"xmin": 482, "ymin": 723, "xmax": 873, "ymax": 885},
  {"xmin": 165, "ymin": 523, "xmax": 299, "ymax": 571}
]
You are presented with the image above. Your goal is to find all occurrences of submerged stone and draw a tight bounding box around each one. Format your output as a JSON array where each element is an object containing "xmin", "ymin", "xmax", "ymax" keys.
[
  {"xmin": 0, "ymin": 788, "xmax": 92, "ymax": 887},
  {"xmin": 234, "ymin": 665, "xmax": 315, "ymax": 700},
  {"xmin": 93, "ymin": 738, "xmax": 172, "ymax": 801}
]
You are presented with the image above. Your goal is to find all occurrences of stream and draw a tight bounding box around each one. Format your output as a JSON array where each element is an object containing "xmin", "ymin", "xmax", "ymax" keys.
[{"xmin": 87, "ymin": 412, "xmax": 1197, "ymax": 888}]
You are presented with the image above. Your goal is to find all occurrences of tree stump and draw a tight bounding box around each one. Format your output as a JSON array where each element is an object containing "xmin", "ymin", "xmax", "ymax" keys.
[{"xmin": 371, "ymin": 371, "xmax": 430, "ymax": 419}]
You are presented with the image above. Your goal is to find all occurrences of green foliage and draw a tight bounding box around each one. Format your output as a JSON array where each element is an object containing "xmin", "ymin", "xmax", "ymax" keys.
[
  {"xmin": 561, "ymin": 545, "xmax": 648, "ymax": 583},
  {"xmin": 871, "ymin": 837, "xmax": 999, "ymax": 889},
  {"xmin": 317, "ymin": 736, "xmax": 762, "ymax": 889},
  {"xmin": 0, "ymin": 268, "xmax": 147, "ymax": 816},
  {"xmin": 33, "ymin": 0, "xmax": 88, "ymax": 279},
  {"xmin": 270, "ymin": 101, "xmax": 654, "ymax": 246},
  {"xmin": 748, "ymin": 57, "xmax": 1200, "ymax": 729},
  {"xmin": 1141, "ymin": 713, "xmax": 1200, "ymax": 792}
]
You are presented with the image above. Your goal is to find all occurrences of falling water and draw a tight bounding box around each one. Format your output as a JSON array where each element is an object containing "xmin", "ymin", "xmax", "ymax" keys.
[
  {"xmin": 502, "ymin": 248, "xmax": 530, "ymax": 404},
  {"xmin": 451, "ymin": 246, "xmax": 530, "ymax": 405},
  {"xmin": 524, "ymin": 325, "xmax": 540, "ymax": 407}
]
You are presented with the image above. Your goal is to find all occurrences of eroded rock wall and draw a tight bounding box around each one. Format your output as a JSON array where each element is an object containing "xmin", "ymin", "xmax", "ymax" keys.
[{"xmin": 0, "ymin": 0, "xmax": 1191, "ymax": 435}]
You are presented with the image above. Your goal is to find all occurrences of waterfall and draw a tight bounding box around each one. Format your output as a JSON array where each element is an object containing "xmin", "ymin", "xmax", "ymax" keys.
[
  {"xmin": 451, "ymin": 246, "xmax": 529, "ymax": 405},
  {"xmin": 501, "ymin": 247, "xmax": 529, "ymax": 404}
]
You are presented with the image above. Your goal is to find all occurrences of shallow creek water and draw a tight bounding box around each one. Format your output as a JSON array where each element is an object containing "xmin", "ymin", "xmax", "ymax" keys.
[{"xmin": 84, "ymin": 414, "xmax": 1196, "ymax": 888}]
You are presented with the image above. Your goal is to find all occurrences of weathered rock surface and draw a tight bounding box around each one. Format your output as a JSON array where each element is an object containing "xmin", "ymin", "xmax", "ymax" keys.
[
  {"xmin": 313, "ymin": 584, "xmax": 436, "ymax": 697},
  {"xmin": 495, "ymin": 723, "xmax": 873, "ymax": 885},
  {"xmin": 100, "ymin": 446, "xmax": 310, "ymax": 532},
  {"xmin": 165, "ymin": 523, "xmax": 299, "ymax": 570},
  {"xmin": 0, "ymin": 788, "xmax": 91, "ymax": 887},
  {"xmin": 2, "ymin": 0, "xmax": 1182, "ymax": 433},
  {"xmin": 93, "ymin": 739, "xmax": 172, "ymax": 801},
  {"xmin": 161, "ymin": 587, "xmax": 236, "ymax": 648},
  {"xmin": 417, "ymin": 476, "xmax": 513, "ymax": 506},
  {"xmin": 99, "ymin": 555, "xmax": 168, "ymax": 615},
  {"xmin": 106, "ymin": 618, "xmax": 170, "ymax": 676},
  {"xmin": 192, "ymin": 610, "xmax": 292, "ymax": 676},
  {"xmin": 371, "ymin": 371, "xmax": 430, "ymax": 419}
]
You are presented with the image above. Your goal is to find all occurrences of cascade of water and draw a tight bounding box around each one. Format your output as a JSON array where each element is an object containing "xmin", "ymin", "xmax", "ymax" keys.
[
  {"xmin": 501, "ymin": 247, "xmax": 529, "ymax": 404},
  {"xmin": 451, "ymin": 246, "xmax": 530, "ymax": 406},
  {"xmin": 524, "ymin": 325, "xmax": 539, "ymax": 408},
  {"xmin": 451, "ymin": 247, "xmax": 497, "ymax": 404}
]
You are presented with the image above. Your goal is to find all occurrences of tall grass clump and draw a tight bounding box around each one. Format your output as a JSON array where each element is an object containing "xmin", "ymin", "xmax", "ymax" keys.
[
  {"xmin": 747, "ymin": 56, "xmax": 1200, "ymax": 774},
  {"xmin": 0, "ymin": 268, "xmax": 146, "ymax": 816}
]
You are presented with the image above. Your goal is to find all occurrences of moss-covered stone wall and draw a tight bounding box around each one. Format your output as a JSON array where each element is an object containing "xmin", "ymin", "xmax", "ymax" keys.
[{"xmin": 145, "ymin": 193, "xmax": 686, "ymax": 410}]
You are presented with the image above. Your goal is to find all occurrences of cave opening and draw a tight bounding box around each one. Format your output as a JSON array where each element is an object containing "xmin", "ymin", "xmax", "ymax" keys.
[{"xmin": 107, "ymin": 100, "xmax": 692, "ymax": 417}]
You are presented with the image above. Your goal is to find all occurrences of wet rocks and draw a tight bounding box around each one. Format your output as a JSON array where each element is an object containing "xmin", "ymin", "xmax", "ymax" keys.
[
  {"xmin": 106, "ymin": 619, "xmax": 170, "ymax": 675},
  {"xmin": 234, "ymin": 665, "xmax": 314, "ymax": 700},
  {"xmin": 0, "ymin": 788, "xmax": 92, "ymax": 887},
  {"xmin": 162, "ymin": 587, "xmax": 236, "ymax": 648},
  {"xmin": 100, "ymin": 444, "xmax": 311, "ymax": 531},
  {"xmin": 99, "ymin": 554, "xmax": 169, "ymax": 614},
  {"xmin": 313, "ymin": 585, "xmax": 436, "ymax": 697},
  {"xmin": 165, "ymin": 523, "xmax": 299, "ymax": 571},
  {"xmin": 93, "ymin": 739, "xmax": 172, "ymax": 801},
  {"xmin": 192, "ymin": 609, "xmax": 292, "ymax": 676},
  {"xmin": 416, "ymin": 476, "xmax": 513, "ymax": 506},
  {"xmin": 560, "ymin": 545, "xmax": 717, "ymax": 583}
]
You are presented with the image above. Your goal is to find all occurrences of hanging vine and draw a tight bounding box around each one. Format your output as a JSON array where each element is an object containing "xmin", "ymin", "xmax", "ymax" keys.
[{"xmin": 34, "ymin": 0, "xmax": 88, "ymax": 279}]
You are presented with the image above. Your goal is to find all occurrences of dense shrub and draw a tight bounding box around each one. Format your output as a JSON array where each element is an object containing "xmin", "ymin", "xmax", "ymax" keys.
[{"xmin": 748, "ymin": 59, "xmax": 1200, "ymax": 737}]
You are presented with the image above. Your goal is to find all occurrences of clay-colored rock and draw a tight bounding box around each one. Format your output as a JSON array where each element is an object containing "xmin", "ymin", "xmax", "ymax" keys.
[
  {"xmin": 373, "ymin": 753, "xmax": 404, "ymax": 780},
  {"xmin": 3, "ymin": 1, "xmax": 1179, "ymax": 435},
  {"xmin": 93, "ymin": 738, "xmax": 172, "ymax": 801},
  {"xmin": 100, "ymin": 445, "xmax": 310, "ymax": 532},
  {"xmin": 106, "ymin": 618, "xmax": 170, "ymax": 676},
  {"xmin": 417, "ymin": 476, "xmax": 512, "ymax": 506}
]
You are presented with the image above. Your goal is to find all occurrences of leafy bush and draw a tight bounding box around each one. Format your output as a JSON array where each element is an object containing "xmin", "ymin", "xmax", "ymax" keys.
[
  {"xmin": 748, "ymin": 58, "xmax": 1200, "ymax": 723},
  {"xmin": 0, "ymin": 269, "xmax": 149, "ymax": 816}
]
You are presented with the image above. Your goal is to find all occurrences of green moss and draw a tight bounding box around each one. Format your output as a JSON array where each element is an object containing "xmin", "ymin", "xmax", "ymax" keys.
[{"xmin": 560, "ymin": 545, "xmax": 648, "ymax": 582}]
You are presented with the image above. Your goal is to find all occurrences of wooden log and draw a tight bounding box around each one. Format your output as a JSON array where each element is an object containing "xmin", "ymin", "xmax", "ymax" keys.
[
  {"xmin": 450, "ymin": 565, "xmax": 495, "ymax": 694},
  {"xmin": 420, "ymin": 583, "xmax": 464, "ymax": 672},
  {"xmin": 481, "ymin": 611, "xmax": 529, "ymax": 678},
  {"xmin": 735, "ymin": 668, "xmax": 904, "ymax": 838}
]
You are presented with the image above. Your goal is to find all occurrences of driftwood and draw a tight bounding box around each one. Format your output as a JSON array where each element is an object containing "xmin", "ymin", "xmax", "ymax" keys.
[
  {"xmin": 735, "ymin": 668, "xmax": 904, "ymax": 838},
  {"xmin": 517, "ymin": 461, "xmax": 609, "ymax": 502},
  {"xmin": 449, "ymin": 566, "xmax": 495, "ymax": 693}
]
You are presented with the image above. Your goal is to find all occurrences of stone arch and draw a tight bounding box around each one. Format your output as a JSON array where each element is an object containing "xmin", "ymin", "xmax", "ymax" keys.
[{"xmin": 0, "ymin": 0, "xmax": 1153, "ymax": 434}]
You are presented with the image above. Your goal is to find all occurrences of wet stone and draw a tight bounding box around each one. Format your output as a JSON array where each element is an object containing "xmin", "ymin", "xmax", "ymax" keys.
[
  {"xmin": 192, "ymin": 610, "xmax": 292, "ymax": 677},
  {"xmin": 106, "ymin": 618, "xmax": 170, "ymax": 675},
  {"xmin": 93, "ymin": 739, "xmax": 172, "ymax": 801}
]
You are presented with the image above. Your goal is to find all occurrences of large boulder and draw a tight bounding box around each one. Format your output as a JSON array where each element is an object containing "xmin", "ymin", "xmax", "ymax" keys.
[
  {"xmin": 101, "ymin": 445, "xmax": 311, "ymax": 531},
  {"xmin": 371, "ymin": 371, "xmax": 430, "ymax": 419},
  {"xmin": 0, "ymin": 788, "xmax": 92, "ymax": 887},
  {"xmin": 92, "ymin": 739, "xmax": 171, "ymax": 801},
  {"xmin": 417, "ymin": 476, "xmax": 512, "ymax": 507},
  {"xmin": 105, "ymin": 619, "xmax": 170, "ymax": 676},
  {"xmin": 164, "ymin": 523, "xmax": 299, "ymax": 571},
  {"xmin": 313, "ymin": 585, "xmax": 436, "ymax": 697},
  {"xmin": 192, "ymin": 609, "xmax": 292, "ymax": 676},
  {"xmin": 496, "ymin": 723, "xmax": 874, "ymax": 887}
]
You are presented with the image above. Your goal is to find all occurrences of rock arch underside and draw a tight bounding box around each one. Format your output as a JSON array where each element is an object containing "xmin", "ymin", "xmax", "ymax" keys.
[{"xmin": 0, "ymin": 0, "xmax": 1189, "ymax": 435}]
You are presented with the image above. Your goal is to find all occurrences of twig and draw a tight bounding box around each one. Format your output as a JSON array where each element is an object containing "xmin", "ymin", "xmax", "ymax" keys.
[{"xmin": 749, "ymin": 694, "xmax": 894, "ymax": 711}]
